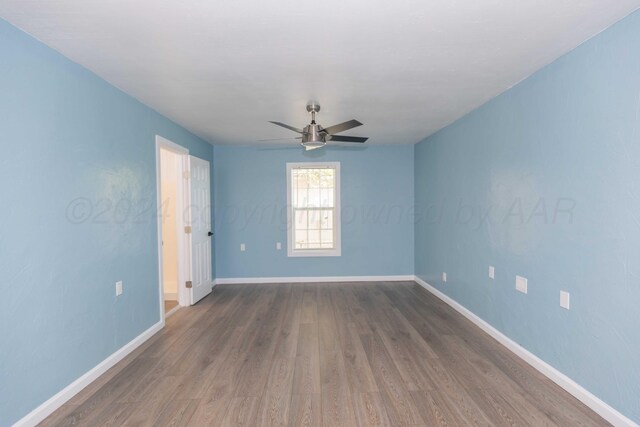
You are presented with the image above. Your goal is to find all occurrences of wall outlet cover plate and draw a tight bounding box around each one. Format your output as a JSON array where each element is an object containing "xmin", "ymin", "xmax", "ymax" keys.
[
  {"xmin": 515, "ymin": 275, "xmax": 527, "ymax": 294},
  {"xmin": 560, "ymin": 291, "xmax": 570, "ymax": 309}
]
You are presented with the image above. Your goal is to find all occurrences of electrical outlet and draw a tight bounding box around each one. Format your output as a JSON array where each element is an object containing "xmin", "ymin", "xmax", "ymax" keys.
[
  {"xmin": 240, "ymin": 243, "xmax": 246, "ymax": 252},
  {"xmin": 115, "ymin": 281, "xmax": 123, "ymax": 296},
  {"xmin": 276, "ymin": 242, "xmax": 281, "ymax": 250},
  {"xmin": 489, "ymin": 266, "xmax": 495, "ymax": 279},
  {"xmin": 560, "ymin": 291, "xmax": 570, "ymax": 310},
  {"xmin": 442, "ymin": 272, "xmax": 447, "ymax": 282},
  {"xmin": 515, "ymin": 275, "xmax": 527, "ymax": 294}
]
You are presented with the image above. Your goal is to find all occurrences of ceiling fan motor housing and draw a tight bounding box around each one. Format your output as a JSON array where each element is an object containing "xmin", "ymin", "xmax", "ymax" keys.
[{"xmin": 302, "ymin": 123, "xmax": 326, "ymax": 144}]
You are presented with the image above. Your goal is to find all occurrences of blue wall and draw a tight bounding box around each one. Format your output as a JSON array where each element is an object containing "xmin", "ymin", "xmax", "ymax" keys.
[
  {"xmin": 0, "ymin": 19, "xmax": 212, "ymax": 425},
  {"xmin": 213, "ymin": 145, "xmax": 414, "ymax": 278},
  {"xmin": 415, "ymin": 11, "xmax": 640, "ymax": 422}
]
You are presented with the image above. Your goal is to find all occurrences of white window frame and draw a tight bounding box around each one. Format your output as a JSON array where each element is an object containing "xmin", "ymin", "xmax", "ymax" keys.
[{"xmin": 286, "ymin": 161, "xmax": 341, "ymax": 257}]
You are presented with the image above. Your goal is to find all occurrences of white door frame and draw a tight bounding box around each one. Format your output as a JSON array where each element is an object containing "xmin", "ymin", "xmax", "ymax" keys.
[{"xmin": 155, "ymin": 135, "xmax": 191, "ymax": 323}]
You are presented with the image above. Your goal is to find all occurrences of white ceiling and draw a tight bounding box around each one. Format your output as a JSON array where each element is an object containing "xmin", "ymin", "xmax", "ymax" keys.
[{"xmin": 1, "ymin": 1, "xmax": 639, "ymax": 145}]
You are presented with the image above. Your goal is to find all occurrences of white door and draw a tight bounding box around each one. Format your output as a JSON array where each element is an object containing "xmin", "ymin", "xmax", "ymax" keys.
[{"xmin": 189, "ymin": 156, "xmax": 212, "ymax": 305}]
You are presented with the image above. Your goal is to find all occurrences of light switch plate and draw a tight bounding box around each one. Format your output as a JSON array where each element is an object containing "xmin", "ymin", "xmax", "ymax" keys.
[
  {"xmin": 489, "ymin": 266, "xmax": 495, "ymax": 279},
  {"xmin": 515, "ymin": 275, "xmax": 527, "ymax": 294},
  {"xmin": 560, "ymin": 291, "xmax": 570, "ymax": 309},
  {"xmin": 240, "ymin": 243, "xmax": 246, "ymax": 252},
  {"xmin": 442, "ymin": 272, "xmax": 447, "ymax": 282},
  {"xmin": 276, "ymin": 242, "xmax": 281, "ymax": 250},
  {"xmin": 115, "ymin": 281, "xmax": 123, "ymax": 296}
]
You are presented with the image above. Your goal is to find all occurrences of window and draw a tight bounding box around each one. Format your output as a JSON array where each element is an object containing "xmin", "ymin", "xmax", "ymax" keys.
[{"xmin": 287, "ymin": 162, "xmax": 341, "ymax": 257}]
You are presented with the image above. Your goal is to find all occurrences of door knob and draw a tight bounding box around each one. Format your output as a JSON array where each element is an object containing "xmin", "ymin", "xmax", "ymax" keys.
[{"xmin": 208, "ymin": 231, "xmax": 213, "ymax": 237}]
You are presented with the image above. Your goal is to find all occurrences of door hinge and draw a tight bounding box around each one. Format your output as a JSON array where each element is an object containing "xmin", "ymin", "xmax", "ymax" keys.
[
  {"xmin": 186, "ymin": 280, "xmax": 193, "ymax": 288},
  {"xmin": 183, "ymin": 171, "xmax": 191, "ymax": 179},
  {"xmin": 184, "ymin": 226, "xmax": 192, "ymax": 234}
]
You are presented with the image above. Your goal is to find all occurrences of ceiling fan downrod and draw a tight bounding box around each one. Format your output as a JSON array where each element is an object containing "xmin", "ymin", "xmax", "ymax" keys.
[{"xmin": 306, "ymin": 101, "xmax": 320, "ymax": 124}]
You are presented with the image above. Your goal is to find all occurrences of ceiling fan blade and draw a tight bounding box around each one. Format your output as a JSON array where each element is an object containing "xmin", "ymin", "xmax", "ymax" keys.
[
  {"xmin": 321, "ymin": 119, "xmax": 362, "ymax": 135},
  {"xmin": 326, "ymin": 135, "xmax": 368, "ymax": 143},
  {"xmin": 269, "ymin": 121, "xmax": 304, "ymax": 134}
]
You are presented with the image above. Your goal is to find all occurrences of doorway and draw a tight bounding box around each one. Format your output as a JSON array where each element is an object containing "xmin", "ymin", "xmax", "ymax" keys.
[
  {"xmin": 155, "ymin": 135, "xmax": 213, "ymax": 322},
  {"xmin": 156, "ymin": 136, "xmax": 189, "ymax": 320},
  {"xmin": 160, "ymin": 148, "xmax": 181, "ymax": 315}
]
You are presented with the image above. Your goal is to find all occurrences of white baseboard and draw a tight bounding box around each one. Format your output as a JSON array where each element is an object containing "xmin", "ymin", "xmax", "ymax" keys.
[
  {"xmin": 214, "ymin": 275, "xmax": 415, "ymax": 285},
  {"xmin": 13, "ymin": 321, "xmax": 164, "ymax": 427},
  {"xmin": 413, "ymin": 276, "xmax": 637, "ymax": 427},
  {"xmin": 165, "ymin": 304, "xmax": 181, "ymax": 319}
]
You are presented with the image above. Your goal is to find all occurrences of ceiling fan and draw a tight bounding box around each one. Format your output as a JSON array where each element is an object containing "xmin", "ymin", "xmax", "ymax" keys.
[{"xmin": 266, "ymin": 102, "xmax": 368, "ymax": 151}]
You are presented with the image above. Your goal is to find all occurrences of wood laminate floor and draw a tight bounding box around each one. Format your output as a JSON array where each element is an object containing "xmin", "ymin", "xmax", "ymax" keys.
[
  {"xmin": 40, "ymin": 282, "xmax": 608, "ymax": 426},
  {"xmin": 164, "ymin": 299, "xmax": 178, "ymax": 314}
]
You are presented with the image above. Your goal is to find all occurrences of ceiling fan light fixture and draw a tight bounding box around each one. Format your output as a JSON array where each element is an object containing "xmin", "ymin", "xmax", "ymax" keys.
[{"xmin": 303, "ymin": 142, "xmax": 325, "ymax": 151}]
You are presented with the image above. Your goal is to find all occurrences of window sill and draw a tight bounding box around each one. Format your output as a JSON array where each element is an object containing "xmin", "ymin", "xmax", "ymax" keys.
[{"xmin": 287, "ymin": 249, "xmax": 341, "ymax": 257}]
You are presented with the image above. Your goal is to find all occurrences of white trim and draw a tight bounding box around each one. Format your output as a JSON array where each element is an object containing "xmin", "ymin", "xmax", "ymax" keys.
[
  {"xmin": 412, "ymin": 276, "xmax": 638, "ymax": 427},
  {"xmin": 286, "ymin": 161, "xmax": 341, "ymax": 257},
  {"xmin": 13, "ymin": 321, "xmax": 164, "ymax": 427},
  {"xmin": 155, "ymin": 135, "xmax": 190, "ymax": 318},
  {"xmin": 214, "ymin": 275, "xmax": 414, "ymax": 284},
  {"xmin": 180, "ymin": 154, "xmax": 192, "ymax": 307}
]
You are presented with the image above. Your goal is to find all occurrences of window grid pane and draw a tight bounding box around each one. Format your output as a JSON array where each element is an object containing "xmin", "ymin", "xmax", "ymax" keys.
[{"xmin": 291, "ymin": 166, "xmax": 336, "ymax": 251}]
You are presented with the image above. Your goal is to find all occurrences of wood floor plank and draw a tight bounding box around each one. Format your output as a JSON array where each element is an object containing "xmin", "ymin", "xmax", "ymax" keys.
[
  {"xmin": 375, "ymin": 326, "xmax": 434, "ymax": 392},
  {"xmin": 255, "ymin": 358, "xmax": 296, "ymax": 426},
  {"xmin": 166, "ymin": 315, "xmax": 235, "ymax": 376},
  {"xmin": 351, "ymin": 392, "xmax": 393, "ymax": 427},
  {"xmin": 39, "ymin": 282, "xmax": 610, "ymax": 427},
  {"xmin": 410, "ymin": 389, "xmax": 470, "ymax": 427},
  {"xmin": 414, "ymin": 355, "xmax": 494, "ymax": 425},
  {"xmin": 195, "ymin": 326, "xmax": 254, "ymax": 404},
  {"xmin": 466, "ymin": 386, "xmax": 548, "ymax": 427},
  {"xmin": 360, "ymin": 332, "xmax": 425, "ymax": 426},
  {"xmin": 289, "ymin": 394, "xmax": 321, "ymax": 427},
  {"xmin": 153, "ymin": 398, "xmax": 199, "ymax": 427},
  {"xmin": 272, "ymin": 285, "xmax": 302, "ymax": 359},
  {"xmin": 443, "ymin": 334, "xmax": 523, "ymax": 392},
  {"xmin": 300, "ymin": 285, "xmax": 319, "ymax": 324},
  {"xmin": 343, "ymin": 285, "xmax": 375, "ymax": 335},
  {"xmin": 186, "ymin": 393, "xmax": 230, "ymax": 426},
  {"xmin": 120, "ymin": 375, "xmax": 186, "ymax": 426},
  {"xmin": 292, "ymin": 323, "xmax": 321, "ymax": 395},
  {"xmin": 320, "ymin": 349, "xmax": 358, "ymax": 427},
  {"xmin": 56, "ymin": 401, "xmax": 137, "ymax": 427},
  {"xmin": 317, "ymin": 285, "xmax": 341, "ymax": 351},
  {"xmin": 220, "ymin": 397, "xmax": 260, "ymax": 427},
  {"xmin": 233, "ymin": 287, "xmax": 291, "ymax": 397},
  {"xmin": 47, "ymin": 356, "xmax": 160, "ymax": 426},
  {"xmin": 340, "ymin": 322, "xmax": 379, "ymax": 393}
]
